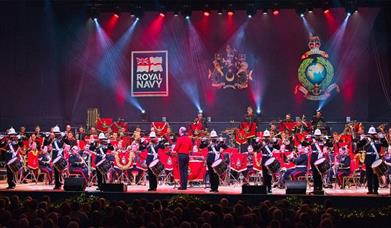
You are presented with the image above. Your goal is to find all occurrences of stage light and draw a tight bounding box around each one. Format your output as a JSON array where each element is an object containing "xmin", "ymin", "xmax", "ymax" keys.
[
  {"xmin": 272, "ymin": 9, "xmax": 279, "ymax": 16},
  {"xmin": 159, "ymin": 7, "xmax": 167, "ymax": 17},
  {"xmin": 256, "ymin": 108, "xmax": 261, "ymax": 114},
  {"xmin": 300, "ymin": 13, "xmax": 304, "ymax": 17},
  {"xmin": 262, "ymin": 8, "xmax": 268, "ymax": 15},
  {"xmin": 227, "ymin": 10, "xmax": 234, "ymax": 16},
  {"xmin": 217, "ymin": 9, "xmax": 223, "ymax": 15},
  {"xmin": 182, "ymin": 7, "xmax": 192, "ymax": 19},
  {"xmin": 89, "ymin": 7, "xmax": 99, "ymax": 20},
  {"xmin": 141, "ymin": 109, "xmax": 145, "ymax": 114},
  {"xmin": 323, "ymin": 8, "xmax": 330, "ymax": 14},
  {"xmin": 199, "ymin": 110, "xmax": 203, "ymax": 114},
  {"xmin": 173, "ymin": 11, "xmax": 179, "ymax": 17},
  {"xmin": 93, "ymin": 18, "xmax": 98, "ymax": 22},
  {"xmin": 308, "ymin": 8, "xmax": 313, "ymax": 13},
  {"xmin": 114, "ymin": 13, "xmax": 119, "ymax": 18},
  {"xmin": 160, "ymin": 12, "xmax": 165, "ymax": 17},
  {"xmin": 247, "ymin": 5, "xmax": 256, "ymax": 18},
  {"xmin": 347, "ymin": 12, "xmax": 351, "ymax": 16},
  {"xmin": 345, "ymin": 0, "xmax": 358, "ymax": 15}
]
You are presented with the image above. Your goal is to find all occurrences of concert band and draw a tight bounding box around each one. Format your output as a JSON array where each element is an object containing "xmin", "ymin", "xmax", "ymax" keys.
[{"xmin": 1, "ymin": 109, "xmax": 391, "ymax": 195}]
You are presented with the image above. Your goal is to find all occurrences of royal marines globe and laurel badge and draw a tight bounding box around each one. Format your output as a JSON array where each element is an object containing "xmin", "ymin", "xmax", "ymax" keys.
[{"xmin": 295, "ymin": 36, "xmax": 339, "ymax": 100}]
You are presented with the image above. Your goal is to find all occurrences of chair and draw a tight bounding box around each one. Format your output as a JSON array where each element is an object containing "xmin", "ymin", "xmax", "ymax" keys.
[{"xmin": 342, "ymin": 169, "xmax": 361, "ymax": 189}]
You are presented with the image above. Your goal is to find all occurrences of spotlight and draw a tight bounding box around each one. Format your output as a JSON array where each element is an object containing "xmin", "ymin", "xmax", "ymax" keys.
[
  {"xmin": 347, "ymin": 12, "xmax": 351, "ymax": 16},
  {"xmin": 262, "ymin": 8, "xmax": 268, "ymax": 15},
  {"xmin": 246, "ymin": 6, "xmax": 256, "ymax": 18},
  {"xmin": 345, "ymin": 0, "xmax": 358, "ymax": 15},
  {"xmin": 89, "ymin": 7, "xmax": 99, "ymax": 20},
  {"xmin": 140, "ymin": 110, "xmax": 148, "ymax": 122},
  {"xmin": 323, "ymin": 8, "xmax": 330, "ymax": 14},
  {"xmin": 159, "ymin": 7, "xmax": 167, "ymax": 17},
  {"xmin": 141, "ymin": 109, "xmax": 146, "ymax": 114},
  {"xmin": 203, "ymin": 10, "xmax": 210, "ymax": 16},
  {"xmin": 182, "ymin": 7, "xmax": 192, "ymax": 19},
  {"xmin": 173, "ymin": 11, "xmax": 179, "ymax": 17},
  {"xmin": 272, "ymin": 10, "xmax": 279, "ymax": 16},
  {"xmin": 227, "ymin": 10, "xmax": 234, "ymax": 16},
  {"xmin": 300, "ymin": 13, "xmax": 304, "ymax": 17},
  {"xmin": 114, "ymin": 13, "xmax": 119, "ymax": 18},
  {"xmin": 134, "ymin": 5, "xmax": 143, "ymax": 19},
  {"xmin": 217, "ymin": 9, "xmax": 223, "ymax": 15},
  {"xmin": 272, "ymin": 2, "xmax": 280, "ymax": 16},
  {"xmin": 308, "ymin": 8, "xmax": 313, "ymax": 13},
  {"xmin": 256, "ymin": 108, "xmax": 261, "ymax": 115},
  {"xmin": 114, "ymin": 6, "xmax": 120, "ymax": 18},
  {"xmin": 199, "ymin": 110, "xmax": 203, "ymax": 114}
]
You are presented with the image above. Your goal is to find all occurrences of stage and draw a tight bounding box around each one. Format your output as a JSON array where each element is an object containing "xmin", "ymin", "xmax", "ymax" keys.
[{"xmin": 1, "ymin": 181, "xmax": 390, "ymax": 208}]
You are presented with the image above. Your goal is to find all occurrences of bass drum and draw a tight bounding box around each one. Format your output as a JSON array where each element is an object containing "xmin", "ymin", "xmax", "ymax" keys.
[
  {"xmin": 96, "ymin": 158, "xmax": 112, "ymax": 174},
  {"xmin": 314, "ymin": 157, "xmax": 331, "ymax": 174},
  {"xmin": 53, "ymin": 156, "xmax": 68, "ymax": 172},
  {"xmin": 371, "ymin": 159, "xmax": 388, "ymax": 176},
  {"xmin": 7, "ymin": 157, "xmax": 22, "ymax": 173},
  {"xmin": 149, "ymin": 159, "xmax": 165, "ymax": 176},
  {"xmin": 212, "ymin": 159, "xmax": 227, "ymax": 176},
  {"xmin": 264, "ymin": 157, "xmax": 281, "ymax": 174}
]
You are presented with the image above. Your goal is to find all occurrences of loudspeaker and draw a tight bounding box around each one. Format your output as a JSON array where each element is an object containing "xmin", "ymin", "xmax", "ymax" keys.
[
  {"xmin": 241, "ymin": 185, "xmax": 267, "ymax": 194},
  {"xmin": 64, "ymin": 177, "xmax": 86, "ymax": 191},
  {"xmin": 100, "ymin": 183, "xmax": 127, "ymax": 192},
  {"xmin": 286, "ymin": 180, "xmax": 307, "ymax": 194}
]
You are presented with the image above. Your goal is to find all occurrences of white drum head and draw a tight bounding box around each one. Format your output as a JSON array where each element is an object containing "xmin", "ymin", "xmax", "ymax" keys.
[
  {"xmin": 212, "ymin": 159, "xmax": 222, "ymax": 167},
  {"xmin": 7, "ymin": 157, "xmax": 18, "ymax": 165},
  {"xmin": 371, "ymin": 159, "xmax": 383, "ymax": 168},
  {"xmin": 314, "ymin": 157, "xmax": 325, "ymax": 165},
  {"xmin": 149, "ymin": 159, "xmax": 159, "ymax": 168},
  {"xmin": 265, "ymin": 157, "xmax": 275, "ymax": 166}
]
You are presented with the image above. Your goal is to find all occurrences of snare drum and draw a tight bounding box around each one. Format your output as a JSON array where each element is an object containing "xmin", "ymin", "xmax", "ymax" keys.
[
  {"xmin": 53, "ymin": 156, "xmax": 68, "ymax": 172},
  {"xmin": 264, "ymin": 157, "xmax": 281, "ymax": 173},
  {"xmin": 212, "ymin": 159, "xmax": 227, "ymax": 176},
  {"xmin": 96, "ymin": 158, "xmax": 112, "ymax": 174},
  {"xmin": 7, "ymin": 157, "xmax": 22, "ymax": 173},
  {"xmin": 371, "ymin": 159, "xmax": 388, "ymax": 176},
  {"xmin": 314, "ymin": 157, "xmax": 330, "ymax": 174},
  {"xmin": 149, "ymin": 159, "xmax": 165, "ymax": 176}
]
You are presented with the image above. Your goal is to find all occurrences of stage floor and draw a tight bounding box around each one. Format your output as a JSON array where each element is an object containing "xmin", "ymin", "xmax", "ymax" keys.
[{"xmin": 1, "ymin": 181, "xmax": 390, "ymax": 197}]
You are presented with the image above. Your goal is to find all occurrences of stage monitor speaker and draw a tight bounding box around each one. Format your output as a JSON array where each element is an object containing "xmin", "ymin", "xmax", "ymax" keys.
[
  {"xmin": 64, "ymin": 177, "xmax": 86, "ymax": 191},
  {"xmin": 100, "ymin": 183, "xmax": 127, "ymax": 192},
  {"xmin": 241, "ymin": 185, "xmax": 267, "ymax": 194},
  {"xmin": 286, "ymin": 180, "xmax": 307, "ymax": 194}
]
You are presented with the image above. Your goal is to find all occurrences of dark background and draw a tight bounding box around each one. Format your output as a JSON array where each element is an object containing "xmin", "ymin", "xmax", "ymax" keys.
[{"xmin": 1, "ymin": 4, "xmax": 391, "ymax": 130}]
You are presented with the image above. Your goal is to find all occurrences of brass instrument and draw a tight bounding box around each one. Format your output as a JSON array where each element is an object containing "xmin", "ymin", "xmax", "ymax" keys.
[{"xmin": 355, "ymin": 150, "xmax": 366, "ymax": 164}]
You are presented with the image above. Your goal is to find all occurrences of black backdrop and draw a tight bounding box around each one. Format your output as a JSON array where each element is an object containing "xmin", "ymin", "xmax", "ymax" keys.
[{"xmin": 0, "ymin": 4, "xmax": 391, "ymax": 130}]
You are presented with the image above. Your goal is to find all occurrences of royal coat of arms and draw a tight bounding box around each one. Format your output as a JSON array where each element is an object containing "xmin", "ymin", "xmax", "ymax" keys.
[
  {"xmin": 295, "ymin": 36, "xmax": 339, "ymax": 100},
  {"xmin": 208, "ymin": 45, "xmax": 253, "ymax": 89}
]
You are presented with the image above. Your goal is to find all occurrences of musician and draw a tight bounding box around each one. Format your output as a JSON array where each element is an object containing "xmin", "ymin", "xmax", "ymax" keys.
[
  {"xmin": 199, "ymin": 130, "xmax": 228, "ymax": 192},
  {"xmin": 336, "ymin": 147, "xmax": 351, "ymax": 189},
  {"xmin": 139, "ymin": 131, "xmax": 167, "ymax": 191},
  {"xmin": 128, "ymin": 143, "xmax": 144, "ymax": 184},
  {"xmin": 173, "ymin": 127, "xmax": 193, "ymax": 190},
  {"xmin": 63, "ymin": 132, "xmax": 77, "ymax": 147},
  {"xmin": 357, "ymin": 126, "xmax": 388, "ymax": 194},
  {"xmin": 1, "ymin": 128, "xmax": 22, "ymax": 189},
  {"xmin": 18, "ymin": 126, "xmax": 28, "ymax": 141},
  {"xmin": 69, "ymin": 146, "xmax": 88, "ymax": 184},
  {"xmin": 75, "ymin": 127, "xmax": 87, "ymax": 141},
  {"xmin": 303, "ymin": 129, "xmax": 333, "ymax": 194},
  {"xmin": 243, "ymin": 106, "xmax": 258, "ymax": 134},
  {"xmin": 293, "ymin": 115, "xmax": 310, "ymax": 134},
  {"xmin": 191, "ymin": 112, "xmax": 208, "ymax": 137},
  {"xmin": 89, "ymin": 133, "xmax": 114, "ymax": 190},
  {"xmin": 51, "ymin": 126, "xmax": 65, "ymax": 190},
  {"xmin": 65, "ymin": 124, "xmax": 72, "ymax": 135},
  {"xmin": 311, "ymin": 111, "xmax": 329, "ymax": 135},
  {"xmin": 38, "ymin": 146, "xmax": 53, "ymax": 184},
  {"xmin": 113, "ymin": 141, "xmax": 134, "ymax": 181},
  {"xmin": 253, "ymin": 130, "xmax": 280, "ymax": 193},
  {"xmin": 282, "ymin": 145, "xmax": 308, "ymax": 184}
]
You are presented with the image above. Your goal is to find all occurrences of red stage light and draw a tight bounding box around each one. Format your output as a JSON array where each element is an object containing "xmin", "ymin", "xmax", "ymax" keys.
[
  {"xmin": 114, "ymin": 13, "xmax": 119, "ymax": 18},
  {"xmin": 203, "ymin": 11, "xmax": 210, "ymax": 16},
  {"xmin": 323, "ymin": 9, "xmax": 330, "ymax": 14},
  {"xmin": 272, "ymin": 10, "xmax": 279, "ymax": 16},
  {"xmin": 227, "ymin": 11, "xmax": 234, "ymax": 16},
  {"xmin": 159, "ymin": 12, "xmax": 165, "ymax": 17}
]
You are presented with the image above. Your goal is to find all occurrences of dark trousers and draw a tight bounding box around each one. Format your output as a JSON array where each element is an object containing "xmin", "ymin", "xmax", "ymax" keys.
[
  {"xmin": 6, "ymin": 166, "xmax": 15, "ymax": 187},
  {"xmin": 365, "ymin": 155, "xmax": 379, "ymax": 193},
  {"xmin": 178, "ymin": 154, "xmax": 189, "ymax": 189},
  {"xmin": 207, "ymin": 164, "xmax": 219, "ymax": 191},
  {"xmin": 147, "ymin": 168, "xmax": 157, "ymax": 190},
  {"xmin": 311, "ymin": 164, "xmax": 323, "ymax": 191},
  {"xmin": 96, "ymin": 170, "xmax": 106, "ymax": 187},
  {"xmin": 54, "ymin": 168, "xmax": 61, "ymax": 187},
  {"xmin": 262, "ymin": 165, "xmax": 272, "ymax": 192}
]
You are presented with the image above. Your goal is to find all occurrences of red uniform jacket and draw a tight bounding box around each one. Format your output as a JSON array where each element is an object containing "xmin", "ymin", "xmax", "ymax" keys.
[{"xmin": 174, "ymin": 136, "xmax": 193, "ymax": 155}]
